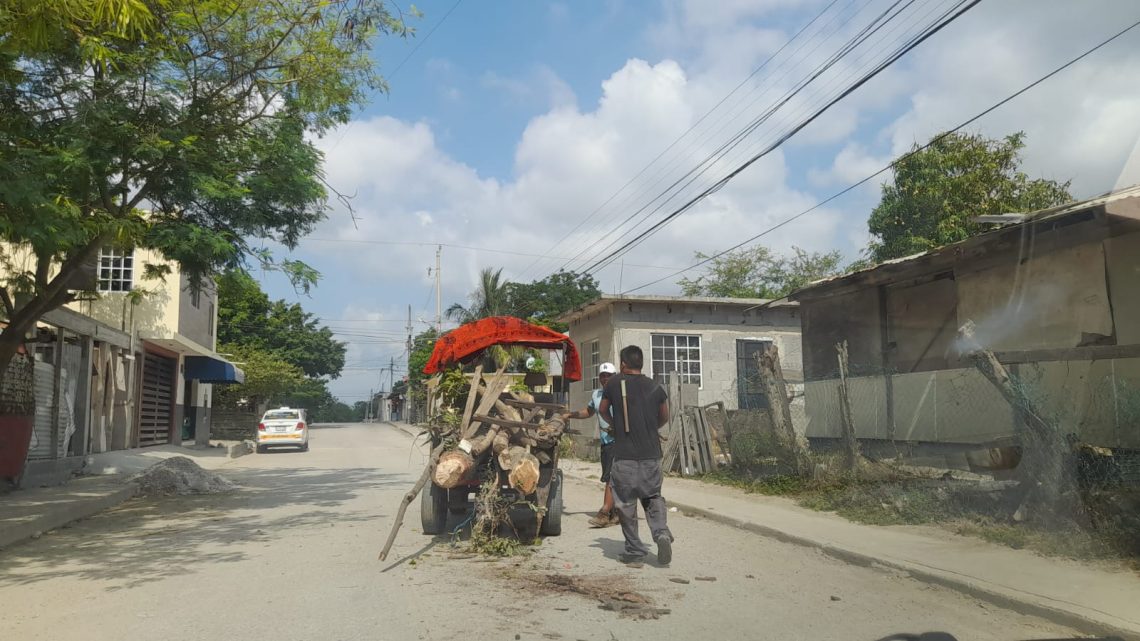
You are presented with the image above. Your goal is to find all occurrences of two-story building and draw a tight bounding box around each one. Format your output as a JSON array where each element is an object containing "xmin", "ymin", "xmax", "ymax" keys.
[
  {"xmin": 2, "ymin": 244, "xmax": 242, "ymax": 487},
  {"xmin": 71, "ymin": 247, "xmax": 243, "ymax": 449}
]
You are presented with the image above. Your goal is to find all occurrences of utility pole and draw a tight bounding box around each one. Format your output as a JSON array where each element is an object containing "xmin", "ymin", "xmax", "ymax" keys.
[
  {"xmin": 435, "ymin": 245, "xmax": 442, "ymax": 333},
  {"xmin": 367, "ymin": 387, "xmax": 373, "ymax": 422}
]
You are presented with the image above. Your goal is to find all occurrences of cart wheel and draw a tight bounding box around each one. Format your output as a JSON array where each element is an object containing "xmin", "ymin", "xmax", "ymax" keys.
[
  {"xmin": 540, "ymin": 470, "xmax": 563, "ymax": 536},
  {"xmin": 420, "ymin": 483, "xmax": 448, "ymax": 535}
]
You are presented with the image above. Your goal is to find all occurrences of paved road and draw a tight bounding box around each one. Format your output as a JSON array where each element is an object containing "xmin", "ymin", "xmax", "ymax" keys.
[{"xmin": 0, "ymin": 423, "xmax": 1081, "ymax": 641}]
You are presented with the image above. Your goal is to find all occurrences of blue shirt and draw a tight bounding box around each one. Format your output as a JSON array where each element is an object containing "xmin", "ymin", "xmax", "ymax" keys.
[{"xmin": 587, "ymin": 388, "xmax": 614, "ymax": 445}]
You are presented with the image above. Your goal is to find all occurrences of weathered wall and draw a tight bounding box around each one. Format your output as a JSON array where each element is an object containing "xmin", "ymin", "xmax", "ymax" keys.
[
  {"xmin": 177, "ymin": 273, "xmax": 217, "ymax": 349},
  {"xmin": 955, "ymin": 242, "xmax": 1113, "ymax": 351},
  {"xmin": 1104, "ymin": 232, "xmax": 1140, "ymax": 345},
  {"xmin": 801, "ymin": 288, "xmax": 882, "ymax": 380}
]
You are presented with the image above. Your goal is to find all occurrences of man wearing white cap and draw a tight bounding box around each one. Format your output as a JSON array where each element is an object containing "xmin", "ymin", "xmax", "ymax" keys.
[{"xmin": 562, "ymin": 362, "xmax": 619, "ymax": 527}]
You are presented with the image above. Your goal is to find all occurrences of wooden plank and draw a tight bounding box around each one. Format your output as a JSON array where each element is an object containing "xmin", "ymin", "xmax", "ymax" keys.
[
  {"xmin": 694, "ymin": 408, "xmax": 716, "ymax": 471},
  {"xmin": 458, "ymin": 363, "xmax": 484, "ymax": 436},
  {"xmin": 462, "ymin": 364, "xmax": 510, "ymax": 439},
  {"xmin": 992, "ymin": 343, "xmax": 1140, "ymax": 365},
  {"xmin": 500, "ymin": 398, "xmax": 568, "ymax": 411},
  {"xmin": 470, "ymin": 414, "xmax": 546, "ymax": 431}
]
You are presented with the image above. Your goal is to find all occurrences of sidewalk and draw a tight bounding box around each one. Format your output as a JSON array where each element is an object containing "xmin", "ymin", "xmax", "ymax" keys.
[
  {"xmin": 559, "ymin": 458, "xmax": 1140, "ymax": 640},
  {"xmin": 0, "ymin": 441, "xmax": 251, "ymax": 550}
]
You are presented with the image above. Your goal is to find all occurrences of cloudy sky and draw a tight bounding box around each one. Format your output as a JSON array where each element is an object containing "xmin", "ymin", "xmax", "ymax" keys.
[{"xmin": 255, "ymin": 0, "xmax": 1140, "ymax": 403}]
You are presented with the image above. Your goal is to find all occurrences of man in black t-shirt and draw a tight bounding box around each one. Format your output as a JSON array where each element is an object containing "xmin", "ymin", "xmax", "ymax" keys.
[{"xmin": 598, "ymin": 345, "xmax": 674, "ymax": 565}]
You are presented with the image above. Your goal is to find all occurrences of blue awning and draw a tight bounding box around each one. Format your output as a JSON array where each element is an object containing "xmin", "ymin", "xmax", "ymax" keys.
[{"xmin": 184, "ymin": 356, "xmax": 245, "ymax": 385}]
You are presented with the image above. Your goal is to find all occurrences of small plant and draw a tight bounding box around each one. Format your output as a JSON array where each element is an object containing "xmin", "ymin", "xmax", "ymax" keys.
[{"xmin": 557, "ymin": 434, "xmax": 575, "ymax": 460}]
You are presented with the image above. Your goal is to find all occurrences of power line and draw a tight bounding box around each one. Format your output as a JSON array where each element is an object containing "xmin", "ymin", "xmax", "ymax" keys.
[
  {"xmin": 301, "ymin": 237, "xmax": 686, "ymax": 271},
  {"xmin": 518, "ymin": 0, "xmax": 854, "ymax": 279},
  {"xmin": 387, "ymin": 0, "xmax": 464, "ymax": 81},
  {"xmin": 621, "ymin": 16, "xmax": 1140, "ymax": 295},
  {"xmin": 563, "ymin": 0, "xmax": 930, "ymax": 274},
  {"xmin": 578, "ymin": 0, "xmax": 949, "ymax": 274},
  {"xmin": 582, "ymin": 0, "xmax": 981, "ymax": 276}
]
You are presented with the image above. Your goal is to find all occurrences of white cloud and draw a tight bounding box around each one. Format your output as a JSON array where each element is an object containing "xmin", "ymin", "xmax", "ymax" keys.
[{"xmin": 311, "ymin": 0, "xmax": 1140, "ymax": 400}]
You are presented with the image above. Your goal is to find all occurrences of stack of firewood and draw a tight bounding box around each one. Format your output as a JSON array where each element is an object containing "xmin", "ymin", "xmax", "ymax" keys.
[
  {"xmin": 379, "ymin": 363, "xmax": 569, "ymax": 560},
  {"xmin": 430, "ymin": 364, "xmax": 568, "ymax": 495}
]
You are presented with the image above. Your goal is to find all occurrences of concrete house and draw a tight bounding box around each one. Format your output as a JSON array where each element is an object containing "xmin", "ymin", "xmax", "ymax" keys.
[
  {"xmin": 1, "ymin": 244, "xmax": 242, "ymax": 486},
  {"xmin": 789, "ymin": 186, "xmax": 1140, "ymax": 455},
  {"xmin": 557, "ymin": 294, "xmax": 804, "ymax": 432},
  {"xmin": 71, "ymin": 247, "xmax": 243, "ymax": 448}
]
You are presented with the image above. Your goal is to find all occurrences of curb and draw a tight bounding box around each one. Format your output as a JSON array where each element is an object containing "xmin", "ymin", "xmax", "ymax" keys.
[
  {"xmin": 560, "ymin": 469, "xmax": 1138, "ymax": 641},
  {"xmin": 0, "ymin": 484, "xmax": 137, "ymax": 551}
]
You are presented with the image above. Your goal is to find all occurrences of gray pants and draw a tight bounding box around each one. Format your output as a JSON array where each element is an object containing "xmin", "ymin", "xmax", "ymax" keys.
[{"xmin": 610, "ymin": 459, "xmax": 672, "ymax": 557}]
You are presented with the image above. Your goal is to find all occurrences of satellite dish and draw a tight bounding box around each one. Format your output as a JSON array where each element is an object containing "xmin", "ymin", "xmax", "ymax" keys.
[{"xmin": 525, "ymin": 356, "xmax": 536, "ymax": 370}]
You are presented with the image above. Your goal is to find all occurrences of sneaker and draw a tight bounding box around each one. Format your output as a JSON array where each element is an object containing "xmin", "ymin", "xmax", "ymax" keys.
[
  {"xmin": 607, "ymin": 512, "xmax": 621, "ymax": 527},
  {"xmin": 655, "ymin": 536, "xmax": 672, "ymax": 565},
  {"xmin": 588, "ymin": 510, "xmax": 613, "ymax": 528},
  {"xmin": 619, "ymin": 553, "xmax": 646, "ymax": 564}
]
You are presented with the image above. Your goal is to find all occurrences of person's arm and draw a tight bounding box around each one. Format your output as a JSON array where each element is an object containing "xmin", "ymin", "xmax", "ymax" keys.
[
  {"xmin": 657, "ymin": 400, "xmax": 670, "ymax": 428},
  {"xmin": 562, "ymin": 405, "xmax": 596, "ymax": 420},
  {"xmin": 598, "ymin": 397, "xmax": 612, "ymax": 424}
]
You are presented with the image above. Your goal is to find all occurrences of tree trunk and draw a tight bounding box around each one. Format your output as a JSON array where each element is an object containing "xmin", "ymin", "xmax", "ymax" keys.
[
  {"xmin": 433, "ymin": 450, "xmax": 475, "ymax": 489},
  {"xmin": 755, "ymin": 343, "xmax": 812, "ymax": 477},
  {"xmin": 835, "ymin": 341, "xmax": 861, "ymax": 471},
  {"xmin": 957, "ymin": 320, "xmax": 1073, "ymax": 517},
  {"xmin": 0, "ymin": 237, "xmax": 105, "ymax": 390},
  {"xmin": 378, "ymin": 441, "xmax": 447, "ymax": 561}
]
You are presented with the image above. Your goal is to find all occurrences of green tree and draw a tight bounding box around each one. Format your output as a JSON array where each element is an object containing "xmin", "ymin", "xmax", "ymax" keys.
[
  {"xmin": 0, "ymin": 0, "xmax": 409, "ymax": 379},
  {"xmin": 505, "ymin": 270, "xmax": 600, "ymax": 332},
  {"xmin": 867, "ymin": 131, "xmax": 1073, "ymax": 262},
  {"xmin": 407, "ymin": 328, "xmax": 440, "ymax": 389},
  {"xmin": 216, "ymin": 271, "xmax": 346, "ymax": 379},
  {"xmin": 679, "ymin": 246, "xmax": 843, "ymax": 299},
  {"xmin": 214, "ymin": 344, "xmax": 305, "ymax": 410}
]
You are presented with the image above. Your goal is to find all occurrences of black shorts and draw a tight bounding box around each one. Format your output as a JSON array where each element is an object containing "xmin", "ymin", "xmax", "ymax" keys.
[{"xmin": 600, "ymin": 443, "xmax": 615, "ymax": 484}]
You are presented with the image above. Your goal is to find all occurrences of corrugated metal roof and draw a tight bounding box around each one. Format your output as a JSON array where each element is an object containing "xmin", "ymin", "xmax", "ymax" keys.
[
  {"xmin": 790, "ymin": 184, "xmax": 1140, "ymax": 298},
  {"xmin": 556, "ymin": 293, "xmax": 797, "ymax": 324}
]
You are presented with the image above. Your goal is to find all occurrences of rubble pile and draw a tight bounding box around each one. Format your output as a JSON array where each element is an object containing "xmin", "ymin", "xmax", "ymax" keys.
[{"xmin": 131, "ymin": 456, "xmax": 237, "ymax": 497}]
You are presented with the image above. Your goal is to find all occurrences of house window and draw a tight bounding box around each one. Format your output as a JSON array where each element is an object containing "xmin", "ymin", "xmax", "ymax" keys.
[
  {"xmin": 191, "ymin": 288, "xmax": 201, "ymax": 308},
  {"xmin": 97, "ymin": 247, "xmax": 133, "ymax": 292},
  {"xmin": 651, "ymin": 334, "xmax": 702, "ymax": 387},
  {"xmin": 588, "ymin": 339, "xmax": 600, "ymax": 389},
  {"xmin": 208, "ymin": 302, "xmax": 215, "ymax": 338}
]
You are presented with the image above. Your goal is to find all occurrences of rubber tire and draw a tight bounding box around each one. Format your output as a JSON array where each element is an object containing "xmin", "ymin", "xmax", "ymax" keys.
[
  {"xmin": 256, "ymin": 445, "xmax": 267, "ymax": 454},
  {"xmin": 300, "ymin": 442, "xmax": 309, "ymax": 452},
  {"xmin": 420, "ymin": 483, "xmax": 447, "ymax": 535},
  {"xmin": 540, "ymin": 470, "xmax": 563, "ymax": 536}
]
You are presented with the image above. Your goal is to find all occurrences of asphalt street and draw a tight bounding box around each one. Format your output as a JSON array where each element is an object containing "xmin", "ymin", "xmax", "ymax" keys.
[{"xmin": 0, "ymin": 423, "xmax": 1082, "ymax": 641}]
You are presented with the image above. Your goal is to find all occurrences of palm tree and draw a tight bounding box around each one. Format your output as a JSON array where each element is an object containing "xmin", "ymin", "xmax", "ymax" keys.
[
  {"xmin": 445, "ymin": 267, "xmax": 520, "ymax": 369},
  {"xmin": 446, "ymin": 267, "xmax": 511, "ymax": 323}
]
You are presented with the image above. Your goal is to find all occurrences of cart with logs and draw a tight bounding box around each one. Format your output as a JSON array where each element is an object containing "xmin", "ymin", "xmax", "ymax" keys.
[{"xmin": 379, "ymin": 317, "xmax": 584, "ymax": 560}]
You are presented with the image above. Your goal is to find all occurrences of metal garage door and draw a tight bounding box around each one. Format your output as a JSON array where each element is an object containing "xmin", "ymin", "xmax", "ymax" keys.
[{"xmin": 139, "ymin": 352, "xmax": 176, "ymax": 446}]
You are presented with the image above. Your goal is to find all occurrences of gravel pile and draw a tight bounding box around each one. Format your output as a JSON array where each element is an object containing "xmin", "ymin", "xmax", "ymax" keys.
[{"xmin": 131, "ymin": 456, "xmax": 237, "ymax": 497}]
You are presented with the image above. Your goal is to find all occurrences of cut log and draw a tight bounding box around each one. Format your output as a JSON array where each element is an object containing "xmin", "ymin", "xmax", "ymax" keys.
[
  {"xmin": 506, "ymin": 447, "xmax": 541, "ymax": 495},
  {"xmin": 462, "ymin": 364, "xmax": 511, "ymax": 439},
  {"xmin": 433, "ymin": 450, "xmax": 475, "ymax": 489},
  {"xmin": 508, "ymin": 389, "xmax": 536, "ymax": 404},
  {"xmin": 492, "ymin": 428, "xmax": 510, "ymax": 455},
  {"xmin": 468, "ymin": 425, "xmax": 502, "ymax": 456}
]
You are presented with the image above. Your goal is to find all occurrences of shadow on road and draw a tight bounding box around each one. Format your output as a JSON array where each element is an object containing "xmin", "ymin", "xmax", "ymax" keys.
[{"xmin": 0, "ymin": 466, "xmax": 403, "ymax": 590}]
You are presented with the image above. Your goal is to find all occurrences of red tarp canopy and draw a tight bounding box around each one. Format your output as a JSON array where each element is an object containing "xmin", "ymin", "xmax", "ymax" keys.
[{"xmin": 423, "ymin": 316, "xmax": 582, "ymax": 382}]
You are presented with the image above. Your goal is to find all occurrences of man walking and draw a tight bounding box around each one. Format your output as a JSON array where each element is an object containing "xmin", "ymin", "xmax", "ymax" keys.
[
  {"xmin": 561, "ymin": 362, "xmax": 619, "ymax": 527},
  {"xmin": 598, "ymin": 345, "xmax": 674, "ymax": 565}
]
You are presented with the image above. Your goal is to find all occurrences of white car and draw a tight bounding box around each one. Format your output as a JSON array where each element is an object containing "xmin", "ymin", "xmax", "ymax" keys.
[{"xmin": 256, "ymin": 407, "xmax": 309, "ymax": 453}]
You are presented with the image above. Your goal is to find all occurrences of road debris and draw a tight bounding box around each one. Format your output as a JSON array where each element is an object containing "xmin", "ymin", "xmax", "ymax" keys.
[
  {"xmin": 519, "ymin": 573, "xmax": 667, "ymax": 620},
  {"xmin": 669, "ymin": 578, "xmax": 690, "ymax": 584},
  {"xmin": 694, "ymin": 576, "xmax": 717, "ymax": 582},
  {"xmin": 131, "ymin": 457, "xmax": 236, "ymax": 497}
]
